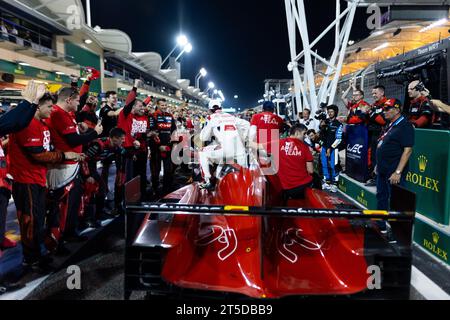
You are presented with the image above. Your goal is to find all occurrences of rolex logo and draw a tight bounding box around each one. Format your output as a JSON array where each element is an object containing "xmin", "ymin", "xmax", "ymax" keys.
[
  {"xmin": 361, "ymin": 190, "xmax": 365, "ymax": 198},
  {"xmin": 418, "ymin": 155, "xmax": 428, "ymax": 173},
  {"xmin": 432, "ymin": 232, "xmax": 439, "ymax": 245}
]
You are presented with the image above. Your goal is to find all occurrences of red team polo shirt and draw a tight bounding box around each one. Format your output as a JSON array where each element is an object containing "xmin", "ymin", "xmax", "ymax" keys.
[
  {"xmin": 250, "ymin": 111, "xmax": 284, "ymax": 153},
  {"xmin": 118, "ymin": 111, "xmax": 149, "ymax": 151},
  {"xmin": 9, "ymin": 118, "xmax": 51, "ymax": 187},
  {"xmin": 277, "ymin": 137, "xmax": 314, "ymax": 190},
  {"xmin": 46, "ymin": 105, "xmax": 81, "ymax": 164},
  {"xmin": 347, "ymin": 100, "xmax": 370, "ymax": 125}
]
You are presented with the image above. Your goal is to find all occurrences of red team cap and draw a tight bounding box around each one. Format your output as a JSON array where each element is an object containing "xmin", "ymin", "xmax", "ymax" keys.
[{"xmin": 384, "ymin": 98, "xmax": 402, "ymax": 111}]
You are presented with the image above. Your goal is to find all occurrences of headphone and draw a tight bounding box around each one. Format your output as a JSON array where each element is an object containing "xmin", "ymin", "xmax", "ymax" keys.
[{"xmin": 414, "ymin": 81, "xmax": 426, "ymax": 92}]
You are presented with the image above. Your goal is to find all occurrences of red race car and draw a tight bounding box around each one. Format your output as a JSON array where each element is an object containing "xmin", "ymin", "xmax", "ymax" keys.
[{"xmin": 124, "ymin": 165, "xmax": 415, "ymax": 300}]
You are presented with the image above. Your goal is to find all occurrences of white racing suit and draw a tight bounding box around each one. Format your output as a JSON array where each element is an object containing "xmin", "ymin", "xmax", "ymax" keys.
[{"xmin": 199, "ymin": 111, "xmax": 250, "ymax": 182}]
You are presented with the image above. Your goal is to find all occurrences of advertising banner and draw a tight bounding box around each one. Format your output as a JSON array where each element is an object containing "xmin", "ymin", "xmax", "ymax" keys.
[
  {"xmin": 345, "ymin": 125, "xmax": 369, "ymax": 183},
  {"xmin": 405, "ymin": 129, "xmax": 450, "ymax": 225},
  {"xmin": 0, "ymin": 59, "xmax": 70, "ymax": 83},
  {"xmin": 414, "ymin": 218, "xmax": 450, "ymax": 266}
]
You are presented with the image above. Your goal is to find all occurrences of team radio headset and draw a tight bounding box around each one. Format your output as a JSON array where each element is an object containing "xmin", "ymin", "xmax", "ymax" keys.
[{"xmin": 414, "ymin": 81, "xmax": 426, "ymax": 93}]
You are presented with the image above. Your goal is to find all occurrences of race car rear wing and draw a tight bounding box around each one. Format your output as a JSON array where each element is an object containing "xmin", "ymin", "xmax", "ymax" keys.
[{"xmin": 126, "ymin": 202, "xmax": 414, "ymax": 220}]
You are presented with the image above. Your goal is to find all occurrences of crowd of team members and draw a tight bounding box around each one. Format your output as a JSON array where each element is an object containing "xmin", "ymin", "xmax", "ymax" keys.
[
  {"xmin": 0, "ymin": 72, "xmax": 438, "ymax": 273},
  {"xmin": 245, "ymin": 79, "xmax": 437, "ymax": 198},
  {"xmin": 0, "ymin": 72, "xmax": 208, "ymax": 271}
]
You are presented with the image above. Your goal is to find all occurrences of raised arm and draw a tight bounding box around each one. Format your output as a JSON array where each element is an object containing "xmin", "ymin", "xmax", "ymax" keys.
[
  {"xmin": 0, "ymin": 80, "xmax": 45, "ymax": 136},
  {"xmin": 123, "ymin": 79, "xmax": 141, "ymax": 118},
  {"xmin": 341, "ymin": 80, "xmax": 355, "ymax": 108}
]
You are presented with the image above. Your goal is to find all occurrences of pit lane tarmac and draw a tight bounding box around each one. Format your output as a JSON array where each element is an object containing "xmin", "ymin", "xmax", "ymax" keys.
[
  {"xmin": 1, "ymin": 169, "xmax": 450, "ymax": 300},
  {"xmin": 5, "ymin": 235, "xmax": 447, "ymax": 300}
]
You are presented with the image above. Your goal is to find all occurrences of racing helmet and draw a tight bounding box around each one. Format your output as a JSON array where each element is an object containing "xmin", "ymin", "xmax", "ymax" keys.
[{"xmin": 208, "ymin": 99, "xmax": 222, "ymax": 111}]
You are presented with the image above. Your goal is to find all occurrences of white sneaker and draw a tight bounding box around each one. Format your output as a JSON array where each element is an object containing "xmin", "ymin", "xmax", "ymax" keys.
[
  {"xmin": 330, "ymin": 185, "xmax": 338, "ymax": 193},
  {"xmin": 322, "ymin": 182, "xmax": 331, "ymax": 190}
]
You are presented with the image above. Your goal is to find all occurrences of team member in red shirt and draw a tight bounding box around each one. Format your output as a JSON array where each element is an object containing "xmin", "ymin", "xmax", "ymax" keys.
[
  {"xmin": 149, "ymin": 98, "xmax": 177, "ymax": 196},
  {"xmin": 0, "ymin": 81, "xmax": 46, "ymax": 260},
  {"xmin": 80, "ymin": 127, "xmax": 126, "ymax": 227},
  {"xmin": 117, "ymin": 79, "xmax": 151, "ymax": 202},
  {"xmin": 250, "ymin": 101, "xmax": 284, "ymax": 155},
  {"xmin": 8, "ymin": 90, "xmax": 82, "ymax": 268},
  {"xmin": 366, "ymin": 85, "xmax": 388, "ymax": 186},
  {"xmin": 46, "ymin": 87, "xmax": 103, "ymax": 243},
  {"xmin": 276, "ymin": 124, "xmax": 314, "ymax": 200},
  {"xmin": 407, "ymin": 80, "xmax": 434, "ymax": 128},
  {"xmin": 341, "ymin": 81, "xmax": 370, "ymax": 125}
]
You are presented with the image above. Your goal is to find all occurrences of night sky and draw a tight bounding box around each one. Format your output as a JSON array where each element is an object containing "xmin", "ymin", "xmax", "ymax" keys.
[{"xmin": 86, "ymin": 0, "xmax": 371, "ymax": 108}]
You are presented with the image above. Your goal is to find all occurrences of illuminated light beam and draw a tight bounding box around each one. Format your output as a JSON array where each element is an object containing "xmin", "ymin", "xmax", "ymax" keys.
[
  {"xmin": 372, "ymin": 42, "xmax": 389, "ymax": 52},
  {"xmin": 419, "ymin": 19, "xmax": 447, "ymax": 33}
]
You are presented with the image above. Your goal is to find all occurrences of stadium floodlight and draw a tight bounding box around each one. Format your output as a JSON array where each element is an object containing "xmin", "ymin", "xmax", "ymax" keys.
[
  {"xmin": 176, "ymin": 43, "xmax": 193, "ymax": 61},
  {"xmin": 195, "ymin": 68, "xmax": 208, "ymax": 89},
  {"xmin": 162, "ymin": 34, "xmax": 191, "ymax": 67},
  {"xmin": 177, "ymin": 35, "xmax": 188, "ymax": 47}
]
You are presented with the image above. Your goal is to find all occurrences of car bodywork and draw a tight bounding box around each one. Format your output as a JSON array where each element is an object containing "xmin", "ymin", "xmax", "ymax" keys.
[{"xmin": 124, "ymin": 165, "xmax": 415, "ymax": 300}]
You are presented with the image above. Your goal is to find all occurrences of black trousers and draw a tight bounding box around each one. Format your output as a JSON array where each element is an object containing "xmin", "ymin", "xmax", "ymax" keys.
[
  {"xmin": 132, "ymin": 152, "xmax": 148, "ymax": 199},
  {"xmin": 100, "ymin": 157, "xmax": 113, "ymax": 194},
  {"xmin": 47, "ymin": 174, "xmax": 82, "ymax": 237},
  {"xmin": 12, "ymin": 182, "xmax": 46, "ymax": 261},
  {"xmin": 282, "ymin": 181, "xmax": 313, "ymax": 202},
  {"xmin": 123, "ymin": 150, "xmax": 148, "ymax": 200},
  {"xmin": 150, "ymin": 149, "xmax": 173, "ymax": 195},
  {"xmin": 0, "ymin": 188, "xmax": 10, "ymax": 244},
  {"xmin": 368, "ymin": 130, "xmax": 381, "ymax": 177}
]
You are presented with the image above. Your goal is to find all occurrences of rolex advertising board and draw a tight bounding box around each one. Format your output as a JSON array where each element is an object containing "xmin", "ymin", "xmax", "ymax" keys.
[
  {"xmin": 414, "ymin": 218, "xmax": 450, "ymax": 266},
  {"xmin": 405, "ymin": 129, "xmax": 450, "ymax": 225},
  {"xmin": 338, "ymin": 175, "xmax": 377, "ymax": 209}
]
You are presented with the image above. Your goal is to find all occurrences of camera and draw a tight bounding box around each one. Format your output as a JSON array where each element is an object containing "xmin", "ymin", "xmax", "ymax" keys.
[{"xmin": 315, "ymin": 103, "xmax": 328, "ymax": 121}]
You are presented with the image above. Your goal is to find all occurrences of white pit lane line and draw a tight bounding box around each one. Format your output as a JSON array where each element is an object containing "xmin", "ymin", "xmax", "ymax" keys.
[
  {"xmin": 411, "ymin": 267, "xmax": 450, "ymax": 300},
  {"xmin": 0, "ymin": 275, "xmax": 49, "ymax": 300},
  {"xmin": 337, "ymin": 189, "xmax": 450, "ymax": 300}
]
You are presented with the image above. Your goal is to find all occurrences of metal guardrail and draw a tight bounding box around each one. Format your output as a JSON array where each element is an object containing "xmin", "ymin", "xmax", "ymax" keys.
[
  {"xmin": 1, "ymin": 16, "xmax": 75, "ymax": 62},
  {"xmin": 0, "ymin": 33, "xmax": 75, "ymax": 62}
]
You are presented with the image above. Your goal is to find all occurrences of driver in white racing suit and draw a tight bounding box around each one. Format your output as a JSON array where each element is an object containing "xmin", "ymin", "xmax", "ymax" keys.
[{"xmin": 199, "ymin": 100, "xmax": 250, "ymax": 190}]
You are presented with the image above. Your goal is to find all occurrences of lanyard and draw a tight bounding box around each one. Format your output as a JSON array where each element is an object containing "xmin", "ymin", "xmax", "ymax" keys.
[{"xmin": 378, "ymin": 116, "xmax": 404, "ymax": 143}]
